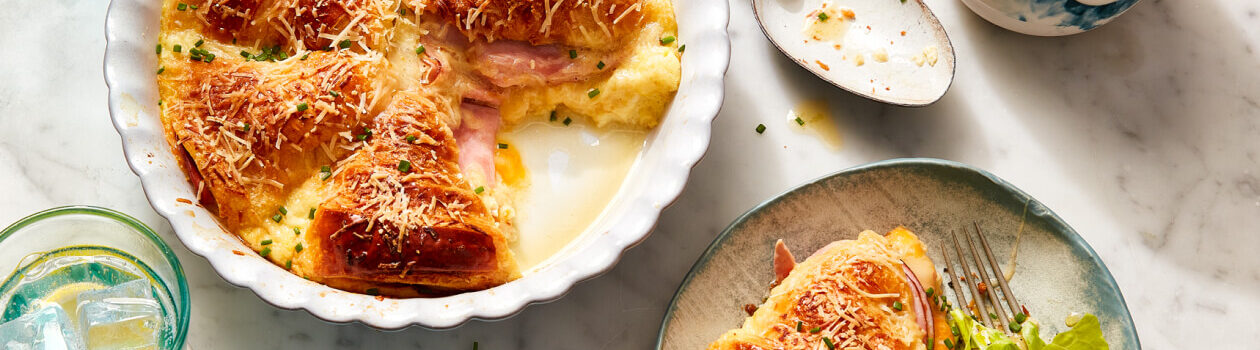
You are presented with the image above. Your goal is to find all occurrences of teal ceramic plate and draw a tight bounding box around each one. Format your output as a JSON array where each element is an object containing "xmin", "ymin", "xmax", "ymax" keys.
[{"xmin": 656, "ymin": 158, "xmax": 1139, "ymax": 349}]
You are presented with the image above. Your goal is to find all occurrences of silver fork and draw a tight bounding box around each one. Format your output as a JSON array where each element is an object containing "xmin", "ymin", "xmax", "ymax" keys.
[{"xmin": 939, "ymin": 222, "xmax": 1027, "ymax": 335}]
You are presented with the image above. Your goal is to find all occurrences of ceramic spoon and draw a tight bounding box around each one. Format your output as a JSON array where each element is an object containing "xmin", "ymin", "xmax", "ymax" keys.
[{"xmin": 753, "ymin": 0, "xmax": 956, "ymax": 106}]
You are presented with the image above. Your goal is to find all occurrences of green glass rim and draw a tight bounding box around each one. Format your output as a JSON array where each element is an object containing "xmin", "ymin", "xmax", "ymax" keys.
[{"xmin": 0, "ymin": 205, "xmax": 190, "ymax": 350}]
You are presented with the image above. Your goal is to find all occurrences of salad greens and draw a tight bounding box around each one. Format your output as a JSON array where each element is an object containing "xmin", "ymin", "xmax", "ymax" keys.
[{"xmin": 944, "ymin": 309, "xmax": 1109, "ymax": 350}]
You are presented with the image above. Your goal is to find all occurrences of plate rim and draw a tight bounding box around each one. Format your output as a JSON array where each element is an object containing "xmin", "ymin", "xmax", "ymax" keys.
[
  {"xmin": 104, "ymin": 0, "xmax": 732, "ymax": 329},
  {"xmin": 654, "ymin": 157, "xmax": 1140, "ymax": 349}
]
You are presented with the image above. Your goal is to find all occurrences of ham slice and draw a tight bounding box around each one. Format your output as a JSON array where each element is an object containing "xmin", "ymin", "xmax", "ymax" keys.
[
  {"xmin": 773, "ymin": 240, "xmax": 796, "ymax": 284},
  {"xmin": 454, "ymin": 102, "xmax": 500, "ymax": 185},
  {"xmin": 468, "ymin": 40, "xmax": 617, "ymax": 88}
]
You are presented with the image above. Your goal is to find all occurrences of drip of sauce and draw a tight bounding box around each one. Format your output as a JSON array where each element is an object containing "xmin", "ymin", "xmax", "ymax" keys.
[
  {"xmin": 497, "ymin": 118, "xmax": 646, "ymax": 269},
  {"xmin": 803, "ymin": 5, "xmax": 852, "ymax": 43},
  {"xmin": 787, "ymin": 99, "xmax": 843, "ymax": 150}
]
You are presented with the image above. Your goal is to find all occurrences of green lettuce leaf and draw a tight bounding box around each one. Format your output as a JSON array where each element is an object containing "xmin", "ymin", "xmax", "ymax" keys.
[
  {"xmin": 1044, "ymin": 314, "xmax": 1109, "ymax": 350},
  {"xmin": 945, "ymin": 310, "xmax": 1108, "ymax": 350}
]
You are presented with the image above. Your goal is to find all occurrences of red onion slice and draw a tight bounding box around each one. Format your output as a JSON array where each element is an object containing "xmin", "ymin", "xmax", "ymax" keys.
[{"xmin": 902, "ymin": 262, "xmax": 934, "ymax": 344}]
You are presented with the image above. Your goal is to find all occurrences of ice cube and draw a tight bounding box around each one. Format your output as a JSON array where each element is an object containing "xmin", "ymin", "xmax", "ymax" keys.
[
  {"xmin": 75, "ymin": 280, "xmax": 151, "ymax": 303},
  {"xmin": 75, "ymin": 280, "xmax": 163, "ymax": 350},
  {"xmin": 0, "ymin": 305, "xmax": 85, "ymax": 350}
]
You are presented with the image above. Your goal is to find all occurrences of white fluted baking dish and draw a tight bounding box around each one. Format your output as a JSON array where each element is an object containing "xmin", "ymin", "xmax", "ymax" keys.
[{"xmin": 104, "ymin": 0, "xmax": 730, "ymax": 329}]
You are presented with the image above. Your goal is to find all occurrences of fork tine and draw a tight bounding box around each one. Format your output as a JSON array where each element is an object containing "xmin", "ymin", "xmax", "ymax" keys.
[
  {"xmin": 949, "ymin": 230, "xmax": 994, "ymax": 328},
  {"xmin": 973, "ymin": 222, "xmax": 1023, "ymax": 318},
  {"xmin": 939, "ymin": 241, "xmax": 968, "ymax": 316},
  {"xmin": 963, "ymin": 227, "xmax": 1011, "ymax": 334}
]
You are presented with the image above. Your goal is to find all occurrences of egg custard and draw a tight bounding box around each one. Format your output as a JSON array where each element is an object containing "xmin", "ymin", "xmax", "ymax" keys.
[
  {"xmin": 709, "ymin": 228, "xmax": 951, "ymax": 350},
  {"xmin": 156, "ymin": 0, "xmax": 680, "ymax": 296}
]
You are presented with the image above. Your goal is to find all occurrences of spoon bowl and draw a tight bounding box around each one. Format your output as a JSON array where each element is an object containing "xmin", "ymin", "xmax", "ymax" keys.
[{"xmin": 753, "ymin": 0, "xmax": 956, "ymax": 106}]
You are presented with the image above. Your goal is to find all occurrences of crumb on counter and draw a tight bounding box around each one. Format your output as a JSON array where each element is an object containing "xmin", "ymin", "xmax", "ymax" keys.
[{"xmin": 854, "ymin": 54, "xmax": 865, "ymax": 66}]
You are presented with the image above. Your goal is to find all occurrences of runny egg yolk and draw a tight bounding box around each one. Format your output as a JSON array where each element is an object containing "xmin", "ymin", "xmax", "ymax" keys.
[{"xmin": 495, "ymin": 145, "xmax": 527, "ymax": 187}]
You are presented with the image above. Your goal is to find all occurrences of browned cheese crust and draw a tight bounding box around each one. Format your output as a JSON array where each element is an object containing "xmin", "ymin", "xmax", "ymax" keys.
[
  {"xmin": 166, "ymin": 0, "xmax": 395, "ymax": 51},
  {"xmin": 410, "ymin": 0, "xmax": 656, "ymax": 49},
  {"xmin": 302, "ymin": 95, "xmax": 519, "ymax": 292},
  {"xmin": 158, "ymin": 50, "xmax": 383, "ymax": 229},
  {"xmin": 708, "ymin": 231, "xmax": 937, "ymax": 350}
]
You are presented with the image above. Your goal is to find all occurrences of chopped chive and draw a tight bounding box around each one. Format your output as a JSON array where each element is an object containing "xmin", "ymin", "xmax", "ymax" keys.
[
  {"xmin": 474, "ymin": 186, "xmax": 485, "ymax": 194},
  {"xmin": 241, "ymin": 122, "xmax": 250, "ymax": 132},
  {"xmin": 892, "ymin": 300, "xmax": 904, "ymax": 311},
  {"xmin": 563, "ymin": 117, "xmax": 572, "ymax": 126},
  {"xmin": 285, "ymin": 260, "xmax": 292, "ymax": 269},
  {"xmin": 397, "ymin": 160, "xmax": 412, "ymax": 172},
  {"xmin": 796, "ymin": 321, "xmax": 803, "ymax": 332},
  {"xmin": 301, "ymin": 52, "xmax": 310, "ymax": 60},
  {"xmin": 926, "ymin": 287, "xmax": 934, "ymax": 297},
  {"xmin": 296, "ymin": 102, "xmax": 309, "ymax": 112},
  {"xmin": 240, "ymin": 50, "xmax": 251, "ymax": 58},
  {"xmin": 597, "ymin": 61, "xmax": 606, "ymax": 69},
  {"xmin": 1009, "ymin": 321, "xmax": 1022, "ymax": 333},
  {"xmin": 365, "ymin": 288, "xmax": 379, "ymax": 296},
  {"xmin": 795, "ymin": 117, "xmax": 805, "ymax": 125},
  {"xmin": 278, "ymin": 206, "xmax": 288, "ymax": 215},
  {"xmin": 549, "ymin": 110, "xmax": 557, "ymax": 122},
  {"xmin": 308, "ymin": 208, "xmax": 316, "ymax": 219},
  {"xmin": 356, "ymin": 134, "xmax": 367, "ymax": 141},
  {"xmin": 295, "ymin": 243, "xmax": 304, "ymax": 253},
  {"xmin": 177, "ymin": 3, "xmax": 187, "ymax": 11},
  {"xmin": 190, "ymin": 4, "xmax": 198, "ymax": 9},
  {"xmin": 329, "ymin": 91, "xmax": 340, "ymax": 98},
  {"xmin": 293, "ymin": 227, "xmax": 301, "ymax": 235},
  {"xmin": 260, "ymin": 247, "xmax": 271, "ymax": 257},
  {"xmin": 261, "ymin": 239, "xmax": 273, "ymax": 245},
  {"xmin": 569, "ymin": 50, "xmax": 577, "ymax": 59},
  {"xmin": 338, "ymin": 40, "xmax": 352, "ymax": 49},
  {"xmin": 809, "ymin": 327, "xmax": 821, "ymax": 333},
  {"xmin": 927, "ymin": 342, "xmax": 934, "ymax": 350},
  {"xmin": 660, "ymin": 36, "xmax": 676, "ymax": 45},
  {"xmin": 173, "ymin": 44, "xmax": 182, "ymax": 53},
  {"xmin": 818, "ymin": 12, "xmax": 830, "ymax": 21},
  {"xmin": 157, "ymin": 67, "xmax": 166, "ymax": 74},
  {"xmin": 944, "ymin": 339, "xmax": 954, "ymax": 349},
  {"xmin": 990, "ymin": 312, "xmax": 999, "ymax": 320},
  {"xmin": 319, "ymin": 165, "xmax": 332, "ymax": 181},
  {"xmin": 587, "ymin": 88, "xmax": 601, "ymax": 98},
  {"xmin": 271, "ymin": 214, "xmax": 282, "ymax": 223},
  {"xmin": 755, "ymin": 124, "xmax": 766, "ymax": 134},
  {"xmin": 405, "ymin": 135, "xmax": 417, "ymax": 142},
  {"xmin": 194, "ymin": 39, "xmax": 204, "ymax": 47},
  {"xmin": 156, "ymin": 44, "xmax": 162, "ymax": 55},
  {"xmin": 415, "ymin": 45, "xmax": 426, "ymax": 55},
  {"xmin": 497, "ymin": 143, "xmax": 508, "ymax": 149},
  {"xmin": 823, "ymin": 337, "xmax": 835, "ymax": 350},
  {"xmin": 1015, "ymin": 313, "xmax": 1027, "ymax": 323},
  {"xmin": 678, "ymin": 44, "xmax": 686, "ymax": 53}
]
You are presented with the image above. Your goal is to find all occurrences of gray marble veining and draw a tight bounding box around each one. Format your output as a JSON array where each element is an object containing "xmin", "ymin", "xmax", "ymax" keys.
[{"xmin": 0, "ymin": 0, "xmax": 1257, "ymax": 348}]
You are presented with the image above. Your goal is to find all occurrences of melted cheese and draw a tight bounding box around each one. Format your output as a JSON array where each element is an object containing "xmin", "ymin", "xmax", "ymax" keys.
[{"xmin": 498, "ymin": 21, "xmax": 681, "ymax": 128}]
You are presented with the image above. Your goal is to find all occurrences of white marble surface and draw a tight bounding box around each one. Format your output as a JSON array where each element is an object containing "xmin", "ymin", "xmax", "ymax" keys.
[{"xmin": 0, "ymin": 0, "xmax": 1257, "ymax": 348}]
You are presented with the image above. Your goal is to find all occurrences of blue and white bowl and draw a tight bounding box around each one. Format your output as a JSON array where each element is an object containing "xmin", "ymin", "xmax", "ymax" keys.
[{"xmin": 961, "ymin": 0, "xmax": 1140, "ymax": 36}]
